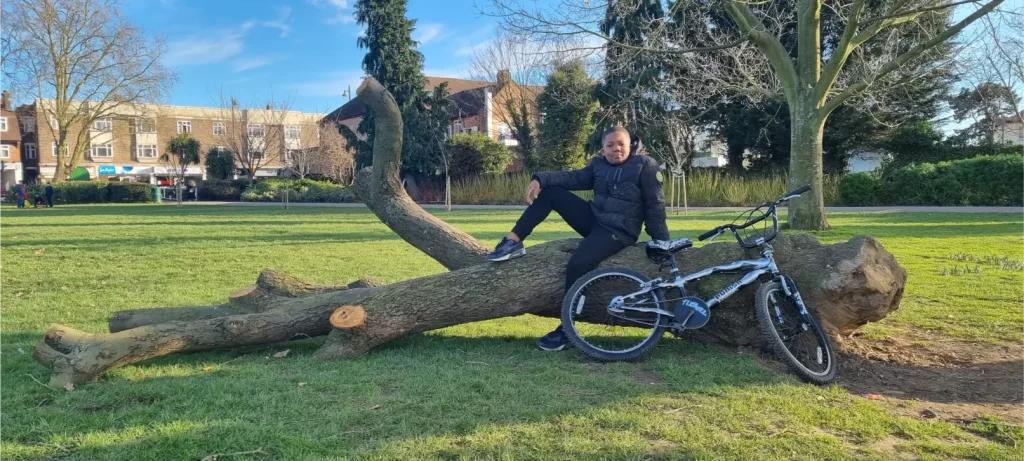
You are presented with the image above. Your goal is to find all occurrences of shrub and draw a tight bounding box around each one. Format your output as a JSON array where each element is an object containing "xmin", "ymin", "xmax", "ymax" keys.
[
  {"xmin": 874, "ymin": 155, "xmax": 1023, "ymax": 206},
  {"xmin": 198, "ymin": 179, "xmax": 248, "ymax": 201},
  {"xmin": 447, "ymin": 133, "xmax": 516, "ymax": 179},
  {"xmin": 838, "ymin": 172, "xmax": 879, "ymax": 206},
  {"xmin": 451, "ymin": 169, "xmax": 840, "ymax": 207},
  {"xmin": 4, "ymin": 182, "xmax": 155, "ymax": 204},
  {"xmin": 205, "ymin": 149, "xmax": 236, "ymax": 180},
  {"xmin": 240, "ymin": 178, "xmax": 356, "ymax": 203}
]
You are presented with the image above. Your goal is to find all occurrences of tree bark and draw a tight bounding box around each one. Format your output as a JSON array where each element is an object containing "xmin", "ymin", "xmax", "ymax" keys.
[
  {"xmin": 352, "ymin": 78, "xmax": 490, "ymax": 271},
  {"xmin": 107, "ymin": 270, "xmax": 382, "ymax": 333},
  {"xmin": 787, "ymin": 101, "xmax": 830, "ymax": 231}
]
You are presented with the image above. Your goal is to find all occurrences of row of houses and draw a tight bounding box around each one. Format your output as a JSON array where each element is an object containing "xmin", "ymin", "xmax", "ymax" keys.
[
  {"xmin": 0, "ymin": 69, "xmax": 549, "ymax": 188},
  {"xmin": 0, "ymin": 90, "xmax": 325, "ymax": 188}
]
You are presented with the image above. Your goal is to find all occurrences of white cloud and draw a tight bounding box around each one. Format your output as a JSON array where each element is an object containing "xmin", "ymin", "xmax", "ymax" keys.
[
  {"xmin": 286, "ymin": 71, "xmax": 366, "ymax": 97},
  {"xmin": 163, "ymin": 5, "xmax": 296, "ymax": 69},
  {"xmin": 256, "ymin": 6, "xmax": 293, "ymax": 38},
  {"xmin": 413, "ymin": 23, "xmax": 445, "ymax": 45},
  {"xmin": 309, "ymin": 0, "xmax": 355, "ymax": 25},
  {"xmin": 233, "ymin": 56, "xmax": 275, "ymax": 72},
  {"xmin": 164, "ymin": 31, "xmax": 244, "ymax": 67}
]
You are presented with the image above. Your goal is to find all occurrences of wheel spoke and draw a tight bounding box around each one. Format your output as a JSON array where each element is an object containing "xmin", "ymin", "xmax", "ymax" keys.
[
  {"xmin": 567, "ymin": 272, "xmax": 664, "ymax": 356},
  {"xmin": 765, "ymin": 288, "xmax": 832, "ymax": 378}
]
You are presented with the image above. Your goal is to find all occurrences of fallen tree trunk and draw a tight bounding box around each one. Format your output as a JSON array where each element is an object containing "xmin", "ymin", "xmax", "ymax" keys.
[
  {"xmin": 107, "ymin": 270, "xmax": 382, "ymax": 332},
  {"xmin": 32, "ymin": 78, "xmax": 907, "ymax": 387},
  {"xmin": 34, "ymin": 233, "xmax": 905, "ymax": 386}
]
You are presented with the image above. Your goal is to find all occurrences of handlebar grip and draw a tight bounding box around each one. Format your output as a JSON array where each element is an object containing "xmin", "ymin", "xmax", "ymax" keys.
[{"xmin": 698, "ymin": 228, "xmax": 720, "ymax": 241}]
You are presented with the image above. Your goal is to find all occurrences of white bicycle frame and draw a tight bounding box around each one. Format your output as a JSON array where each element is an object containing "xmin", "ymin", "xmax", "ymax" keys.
[{"xmin": 609, "ymin": 247, "xmax": 779, "ymax": 318}]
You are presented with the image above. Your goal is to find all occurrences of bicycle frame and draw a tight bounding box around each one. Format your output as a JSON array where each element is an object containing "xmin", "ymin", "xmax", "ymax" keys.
[{"xmin": 609, "ymin": 246, "xmax": 780, "ymax": 319}]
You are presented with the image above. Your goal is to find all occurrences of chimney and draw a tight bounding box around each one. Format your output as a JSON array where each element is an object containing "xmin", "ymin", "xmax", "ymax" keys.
[
  {"xmin": 1, "ymin": 91, "xmax": 10, "ymax": 110},
  {"xmin": 265, "ymin": 103, "xmax": 271, "ymax": 110},
  {"xmin": 496, "ymin": 69, "xmax": 511, "ymax": 89}
]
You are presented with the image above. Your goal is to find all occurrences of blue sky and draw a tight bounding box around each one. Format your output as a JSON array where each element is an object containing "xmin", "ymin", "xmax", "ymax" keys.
[{"xmin": 126, "ymin": 0, "xmax": 498, "ymax": 114}]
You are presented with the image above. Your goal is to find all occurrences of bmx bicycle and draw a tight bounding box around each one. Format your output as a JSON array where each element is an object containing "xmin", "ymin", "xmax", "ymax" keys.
[{"xmin": 560, "ymin": 185, "xmax": 837, "ymax": 384}]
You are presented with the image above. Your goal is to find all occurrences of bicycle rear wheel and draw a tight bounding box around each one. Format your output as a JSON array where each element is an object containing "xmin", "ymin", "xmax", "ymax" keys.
[
  {"xmin": 755, "ymin": 281, "xmax": 837, "ymax": 384},
  {"xmin": 561, "ymin": 267, "xmax": 667, "ymax": 361}
]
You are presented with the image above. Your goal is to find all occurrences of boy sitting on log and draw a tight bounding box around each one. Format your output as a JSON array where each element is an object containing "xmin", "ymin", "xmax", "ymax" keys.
[{"xmin": 486, "ymin": 127, "xmax": 671, "ymax": 351}]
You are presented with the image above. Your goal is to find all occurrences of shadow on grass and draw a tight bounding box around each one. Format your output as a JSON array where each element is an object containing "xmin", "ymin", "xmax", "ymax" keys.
[{"xmin": 2, "ymin": 329, "xmax": 784, "ymax": 459}]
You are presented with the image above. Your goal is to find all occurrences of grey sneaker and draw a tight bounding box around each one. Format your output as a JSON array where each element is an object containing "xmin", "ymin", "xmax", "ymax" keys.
[{"xmin": 486, "ymin": 237, "xmax": 525, "ymax": 262}]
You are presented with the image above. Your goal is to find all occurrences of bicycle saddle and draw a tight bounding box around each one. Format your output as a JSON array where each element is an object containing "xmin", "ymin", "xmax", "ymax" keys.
[{"xmin": 645, "ymin": 238, "xmax": 693, "ymax": 262}]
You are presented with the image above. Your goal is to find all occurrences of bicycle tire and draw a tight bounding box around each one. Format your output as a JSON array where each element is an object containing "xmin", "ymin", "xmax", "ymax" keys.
[
  {"xmin": 561, "ymin": 267, "xmax": 667, "ymax": 362},
  {"xmin": 755, "ymin": 281, "xmax": 837, "ymax": 384}
]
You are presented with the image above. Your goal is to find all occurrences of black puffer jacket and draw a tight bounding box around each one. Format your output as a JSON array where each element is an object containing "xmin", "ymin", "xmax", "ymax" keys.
[{"xmin": 533, "ymin": 153, "xmax": 670, "ymax": 243}]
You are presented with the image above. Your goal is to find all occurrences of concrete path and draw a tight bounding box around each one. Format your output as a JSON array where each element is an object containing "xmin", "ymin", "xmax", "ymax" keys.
[{"xmin": 178, "ymin": 202, "xmax": 1024, "ymax": 213}]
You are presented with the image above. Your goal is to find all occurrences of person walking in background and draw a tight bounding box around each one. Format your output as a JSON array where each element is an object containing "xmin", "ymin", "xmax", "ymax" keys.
[
  {"xmin": 45, "ymin": 181, "xmax": 55, "ymax": 207},
  {"xmin": 15, "ymin": 181, "xmax": 26, "ymax": 208}
]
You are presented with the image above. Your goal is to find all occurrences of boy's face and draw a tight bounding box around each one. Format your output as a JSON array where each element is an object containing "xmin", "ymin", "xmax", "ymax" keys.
[{"xmin": 602, "ymin": 131, "xmax": 631, "ymax": 165}]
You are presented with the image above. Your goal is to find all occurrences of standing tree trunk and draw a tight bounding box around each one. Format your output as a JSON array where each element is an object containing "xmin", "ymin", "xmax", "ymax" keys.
[{"xmin": 788, "ymin": 101, "xmax": 829, "ymax": 230}]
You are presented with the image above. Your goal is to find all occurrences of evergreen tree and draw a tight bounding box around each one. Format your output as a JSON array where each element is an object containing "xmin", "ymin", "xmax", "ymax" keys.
[
  {"xmin": 342, "ymin": 0, "xmax": 449, "ymax": 177},
  {"xmin": 591, "ymin": 0, "xmax": 669, "ymax": 158},
  {"xmin": 537, "ymin": 61, "xmax": 599, "ymax": 170}
]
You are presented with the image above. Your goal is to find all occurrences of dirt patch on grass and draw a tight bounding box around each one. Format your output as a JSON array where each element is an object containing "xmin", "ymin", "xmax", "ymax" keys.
[{"xmin": 836, "ymin": 332, "xmax": 1023, "ymax": 425}]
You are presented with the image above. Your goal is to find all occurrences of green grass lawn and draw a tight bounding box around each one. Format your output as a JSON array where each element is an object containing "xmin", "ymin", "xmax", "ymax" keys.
[{"xmin": 1, "ymin": 205, "xmax": 1021, "ymax": 460}]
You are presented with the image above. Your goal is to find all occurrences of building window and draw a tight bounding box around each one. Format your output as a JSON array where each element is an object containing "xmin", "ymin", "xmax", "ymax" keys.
[
  {"xmin": 91, "ymin": 142, "xmax": 113, "ymax": 158},
  {"xmin": 214, "ymin": 146, "xmax": 229, "ymax": 153},
  {"xmin": 0, "ymin": 145, "xmax": 9, "ymax": 158},
  {"xmin": 177, "ymin": 120, "xmax": 192, "ymax": 134},
  {"xmin": 497, "ymin": 123, "xmax": 518, "ymax": 145},
  {"xmin": 285, "ymin": 125, "xmax": 301, "ymax": 139},
  {"xmin": 247, "ymin": 124, "xmax": 264, "ymax": 137},
  {"xmin": 51, "ymin": 142, "xmax": 69, "ymax": 157},
  {"xmin": 466, "ymin": 126, "xmax": 478, "ymax": 133},
  {"xmin": 452, "ymin": 119, "xmax": 463, "ymax": 134},
  {"xmin": 25, "ymin": 143, "xmax": 36, "ymax": 159},
  {"xmin": 213, "ymin": 122, "xmax": 226, "ymax": 135},
  {"xmin": 133, "ymin": 118, "xmax": 157, "ymax": 133},
  {"xmin": 0, "ymin": 117, "xmax": 7, "ymax": 132},
  {"xmin": 248, "ymin": 151, "xmax": 265, "ymax": 161},
  {"xmin": 92, "ymin": 118, "xmax": 113, "ymax": 131},
  {"xmin": 49, "ymin": 115, "xmax": 58, "ymax": 129},
  {"xmin": 137, "ymin": 144, "xmax": 158, "ymax": 158},
  {"xmin": 20, "ymin": 116, "xmax": 35, "ymax": 133}
]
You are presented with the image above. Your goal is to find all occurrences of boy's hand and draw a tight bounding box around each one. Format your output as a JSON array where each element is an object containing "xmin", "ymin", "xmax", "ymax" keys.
[{"xmin": 525, "ymin": 180, "xmax": 541, "ymax": 205}]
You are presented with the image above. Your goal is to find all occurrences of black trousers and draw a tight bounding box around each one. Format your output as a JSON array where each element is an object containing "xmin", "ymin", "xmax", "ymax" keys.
[
  {"xmin": 46, "ymin": 194, "xmax": 54, "ymax": 207},
  {"xmin": 512, "ymin": 186, "xmax": 627, "ymax": 292}
]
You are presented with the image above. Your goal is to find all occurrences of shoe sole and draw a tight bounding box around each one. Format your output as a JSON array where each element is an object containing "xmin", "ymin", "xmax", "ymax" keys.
[
  {"xmin": 487, "ymin": 247, "xmax": 526, "ymax": 262},
  {"xmin": 537, "ymin": 343, "xmax": 570, "ymax": 351}
]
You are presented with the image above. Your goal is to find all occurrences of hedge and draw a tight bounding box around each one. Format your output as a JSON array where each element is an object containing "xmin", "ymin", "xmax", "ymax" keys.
[
  {"xmin": 840, "ymin": 155, "xmax": 1023, "ymax": 206},
  {"xmin": 240, "ymin": 178, "xmax": 356, "ymax": 203},
  {"xmin": 198, "ymin": 179, "xmax": 249, "ymax": 201},
  {"xmin": 5, "ymin": 182, "xmax": 155, "ymax": 204}
]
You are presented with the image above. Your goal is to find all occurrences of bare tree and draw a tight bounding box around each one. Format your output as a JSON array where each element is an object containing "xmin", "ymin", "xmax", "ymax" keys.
[
  {"xmin": 490, "ymin": 0, "xmax": 1006, "ymax": 230},
  {"xmin": 1, "ymin": 0, "xmax": 174, "ymax": 182},
  {"xmin": 313, "ymin": 124, "xmax": 358, "ymax": 185},
  {"xmin": 469, "ymin": 30, "xmax": 599, "ymax": 169},
  {"xmin": 281, "ymin": 118, "xmax": 331, "ymax": 179},
  {"xmin": 291, "ymin": 123, "xmax": 356, "ymax": 184},
  {"xmin": 955, "ymin": 8, "xmax": 1024, "ymax": 130},
  {"xmin": 215, "ymin": 95, "xmax": 296, "ymax": 185}
]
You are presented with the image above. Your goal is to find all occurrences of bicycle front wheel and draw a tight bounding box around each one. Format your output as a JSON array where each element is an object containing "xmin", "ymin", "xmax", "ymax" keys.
[
  {"xmin": 755, "ymin": 281, "xmax": 837, "ymax": 384},
  {"xmin": 561, "ymin": 267, "xmax": 667, "ymax": 361}
]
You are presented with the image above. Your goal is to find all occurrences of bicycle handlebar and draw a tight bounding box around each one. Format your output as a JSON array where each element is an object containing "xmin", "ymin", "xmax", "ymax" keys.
[
  {"xmin": 697, "ymin": 228, "xmax": 721, "ymax": 241},
  {"xmin": 696, "ymin": 185, "xmax": 811, "ymax": 246}
]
